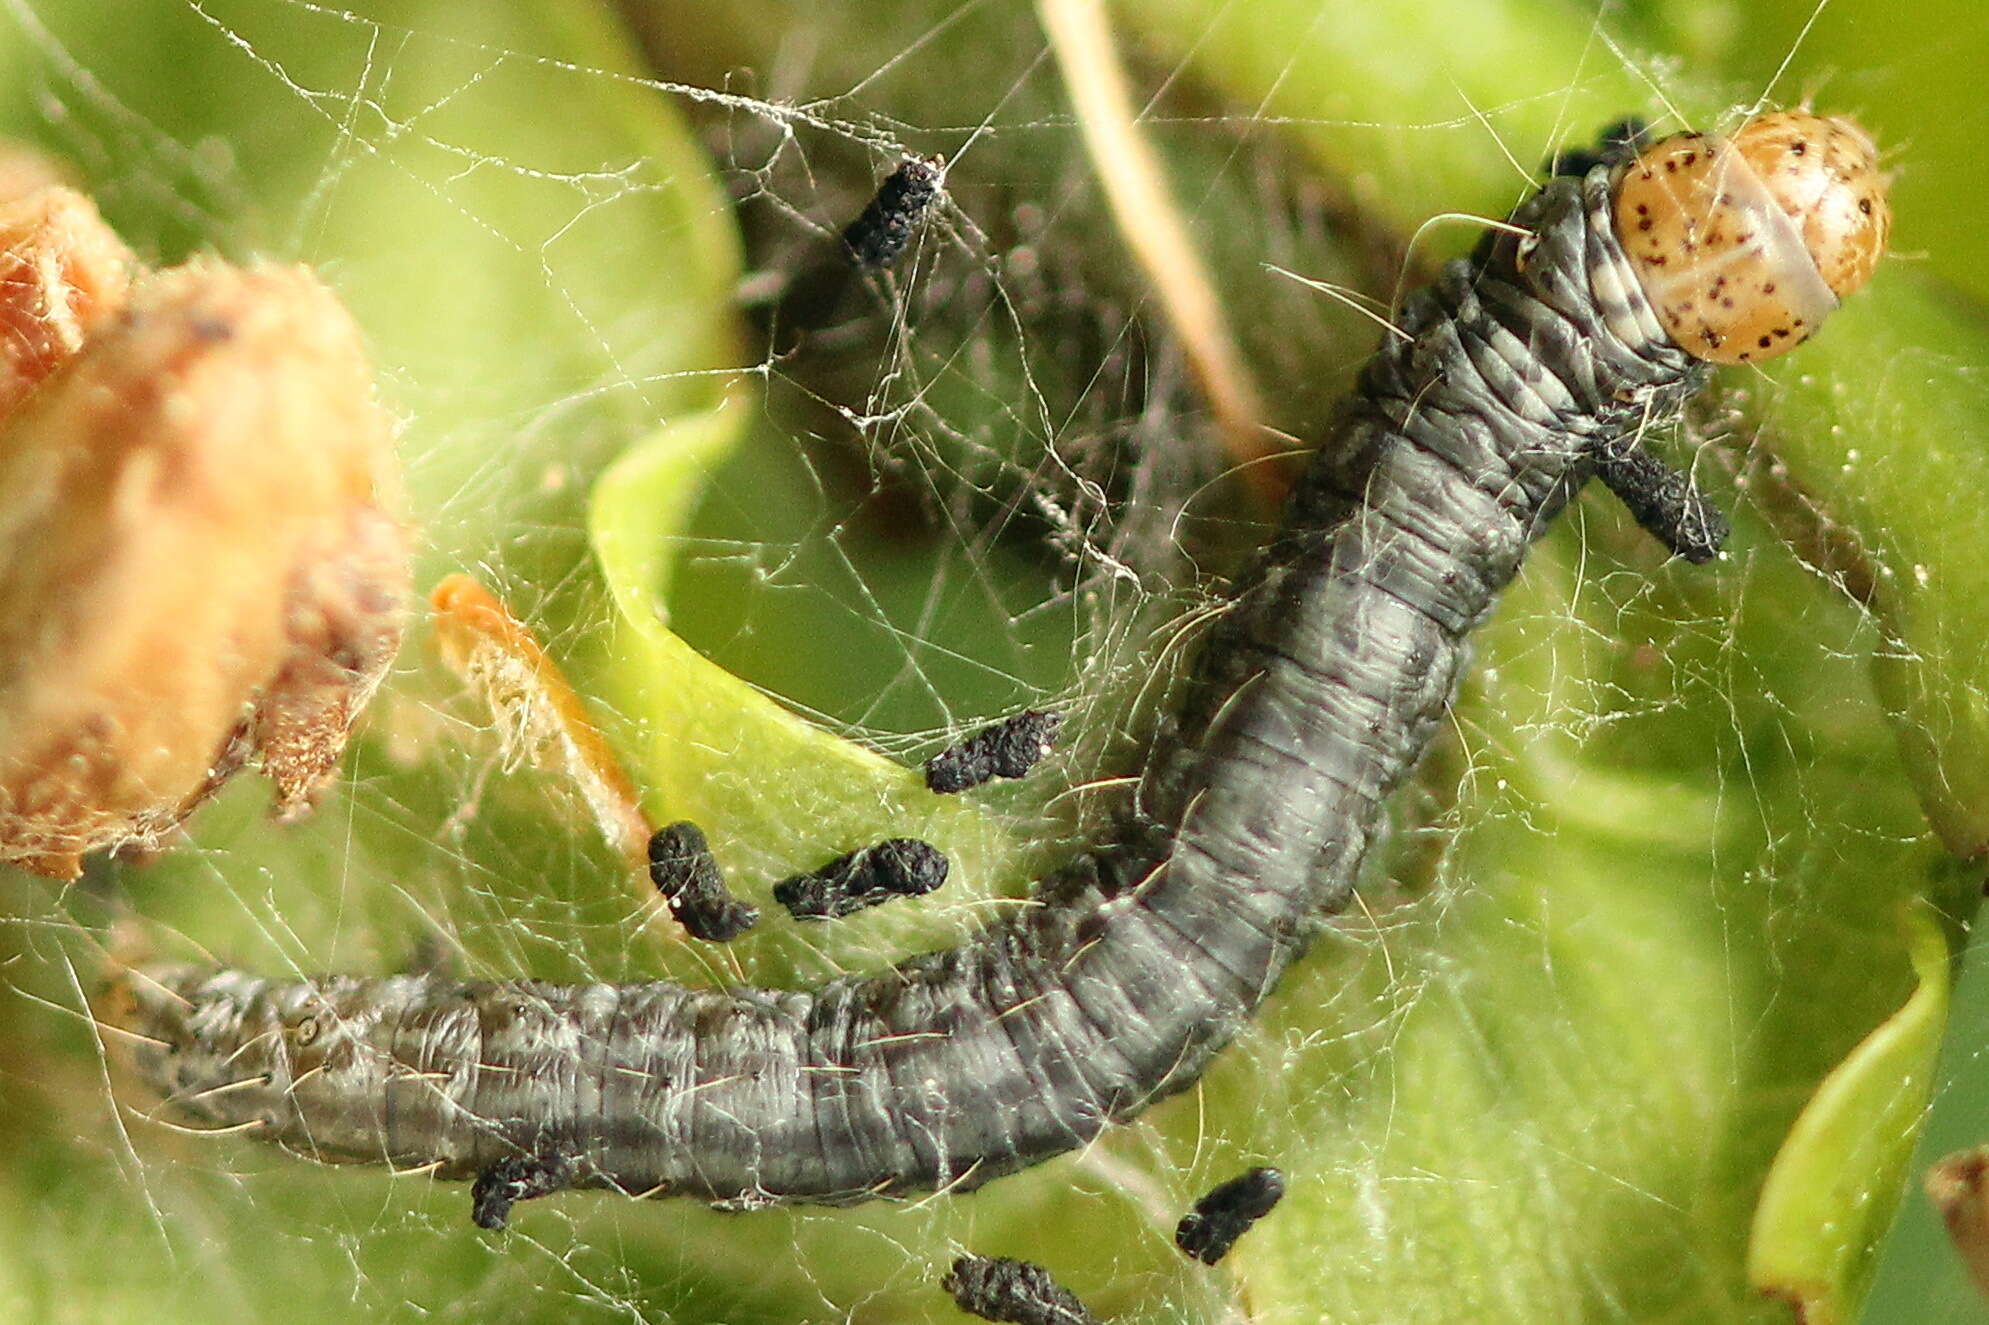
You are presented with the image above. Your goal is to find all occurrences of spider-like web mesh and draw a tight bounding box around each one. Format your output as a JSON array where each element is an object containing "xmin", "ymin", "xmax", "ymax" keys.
[{"xmin": 0, "ymin": 1, "xmax": 1983, "ymax": 1321}]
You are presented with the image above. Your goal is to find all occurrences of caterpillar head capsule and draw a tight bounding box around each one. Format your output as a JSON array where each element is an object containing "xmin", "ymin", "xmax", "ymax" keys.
[{"xmin": 1614, "ymin": 110, "xmax": 1891, "ymax": 364}]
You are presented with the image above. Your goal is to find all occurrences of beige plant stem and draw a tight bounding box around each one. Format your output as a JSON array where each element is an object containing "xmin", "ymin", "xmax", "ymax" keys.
[{"xmin": 1037, "ymin": 0, "xmax": 1286, "ymax": 506}]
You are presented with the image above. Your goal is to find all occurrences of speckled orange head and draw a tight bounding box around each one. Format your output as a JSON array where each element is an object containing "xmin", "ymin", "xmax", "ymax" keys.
[{"xmin": 1613, "ymin": 110, "xmax": 1890, "ymax": 364}]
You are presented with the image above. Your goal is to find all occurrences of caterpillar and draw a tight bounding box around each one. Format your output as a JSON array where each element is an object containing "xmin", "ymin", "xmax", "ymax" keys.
[{"xmin": 111, "ymin": 111, "xmax": 1890, "ymax": 1226}]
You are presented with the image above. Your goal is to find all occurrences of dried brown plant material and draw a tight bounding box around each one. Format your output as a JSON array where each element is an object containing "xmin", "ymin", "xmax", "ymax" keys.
[
  {"xmin": 0, "ymin": 259, "xmax": 409, "ymax": 878},
  {"xmin": 0, "ymin": 143, "xmax": 74, "ymax": 207},
  {"xmin": 430, "ymin": 573, "xmax": 654, "ymax": 867},
  {"xmin": 0, "ymin": 186, "xmax": 136, "ymax": 416},
  {"xmin": 1928, "ymin": 1147, "xmax": 1989, "ymax": 1303}
]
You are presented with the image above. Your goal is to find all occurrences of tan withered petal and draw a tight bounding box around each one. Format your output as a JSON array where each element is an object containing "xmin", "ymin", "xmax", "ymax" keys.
[
  {"xmin": 0, "ymin": 186, "xmax": 136, "ymax": 417},
  {"xmin": 0, "ymin": 259, "xmax": 409, "ymax": 878},
  {"xmin": 0, "ymin": 144, "xmax": 75, "ymax": 208}
]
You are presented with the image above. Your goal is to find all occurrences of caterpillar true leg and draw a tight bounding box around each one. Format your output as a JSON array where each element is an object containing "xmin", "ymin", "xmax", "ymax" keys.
[
  {"xmin": 1590, "ymin": 441, "xmax": 1730, "ymax": 563},
  {"xmin": 1546, "ymin": 116, "xmax": 1651, "ymax": 179}
]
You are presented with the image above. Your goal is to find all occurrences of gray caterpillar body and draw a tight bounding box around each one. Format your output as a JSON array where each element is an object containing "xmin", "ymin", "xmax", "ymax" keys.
[{"xmin": 116, "ymin": 114, "xmax": 1891, "ymax": 1218}]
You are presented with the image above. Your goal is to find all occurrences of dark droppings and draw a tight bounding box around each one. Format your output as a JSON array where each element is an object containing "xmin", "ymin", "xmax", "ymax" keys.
[
  {"xmin": 925, "ymin": 709, "xmax": 1063, "ymax": 794},
  {"xmin": 471, "ymin": 1152, "xmax": 575, "ymax": 1231},
  {"xmin": 841, "ymin": 156, "xmax": 941, "ymax": 271},
  {"xmin": 772, "ymin": 156, "xmax": 942, "ymax": 344},
  {"xmin": 646, "ymin": 821, "xmax": 758, "ymax": 942},
  {"xmin": 942, "ymin": 1256, "xmax": 1098, "ymax": 1325},
  {"xmin": 1175, "ymin": 1166, "xmax": 1286, "ymax": 1264},
  {"xmin": 774, "ymin": 837, "xmax": 949, "ymax": 921}
]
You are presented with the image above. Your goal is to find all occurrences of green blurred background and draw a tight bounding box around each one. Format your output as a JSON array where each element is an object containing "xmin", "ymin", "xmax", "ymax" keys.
[{"xmin": 0, "ymin": 0, "xmax": 1984, "ymax": 1321}]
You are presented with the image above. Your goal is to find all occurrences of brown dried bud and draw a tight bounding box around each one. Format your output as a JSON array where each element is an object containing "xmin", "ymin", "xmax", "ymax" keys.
[
  {"xmin": 0, "ymin": 144, "xmax": 76, "ymax": 208},
  {"xmin": 0, "ymin": 258, "xmax": 409, "ymax": 877},
  {"xmin": 0, "ymin": 186, "xmax": 136, "ymax": 416},
  {"xmin": 1929, "ymin": 1147, "xmax": 1989, "ymax": 1306}
]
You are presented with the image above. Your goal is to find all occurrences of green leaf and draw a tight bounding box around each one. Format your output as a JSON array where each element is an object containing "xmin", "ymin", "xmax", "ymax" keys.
[{"xmin": 1749, "ymin": 904, "xmax": 1952, "ymax": 1324}]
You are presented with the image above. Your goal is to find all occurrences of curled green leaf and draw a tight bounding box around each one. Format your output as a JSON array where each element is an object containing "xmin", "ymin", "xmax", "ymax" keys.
[
  {"xmin": 1749, "ymin": 904, "xmax": 1953, "ymax": 1323},
  {"xmin": 586, "ymin": 395, "xmax": 1017, "ymax": 973}
]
